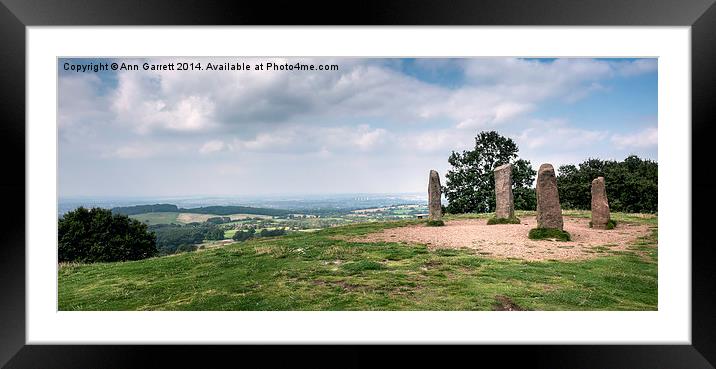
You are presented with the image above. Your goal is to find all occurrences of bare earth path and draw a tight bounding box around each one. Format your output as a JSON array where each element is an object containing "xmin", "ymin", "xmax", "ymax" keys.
[{"xmin": 351, "ymin": 216, "xmax": 652, "ymax": 261}]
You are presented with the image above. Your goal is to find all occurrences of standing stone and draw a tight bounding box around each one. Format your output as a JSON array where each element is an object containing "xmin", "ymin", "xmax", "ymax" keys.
[
  {"xmin": 535, "ymin": 163, "xmax": 563, "ymax": 230},
  {"xmin": 428, "ymin": 170, "xmax": 442, "ymax": 221},
  {"xmin": 591, "ymin": 177, "xmax": 610, "ymax": 229},
  {"xmin": 494, "ymin": 163, "xmax": 515, "ymax": 219}
]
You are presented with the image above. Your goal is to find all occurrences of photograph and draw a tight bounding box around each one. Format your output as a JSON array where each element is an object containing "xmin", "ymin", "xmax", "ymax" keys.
[{"xmin": 57, "ymin": 56, "xmax": 659, "ymax": 311}]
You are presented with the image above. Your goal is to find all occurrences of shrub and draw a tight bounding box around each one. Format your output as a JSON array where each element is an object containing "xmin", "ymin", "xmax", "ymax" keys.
[
  {"xmin": 58, "ymin": 207, "xmax": 157, "ymax": 263},
  {"xmin": 528, "ymin": 228, "xmax": 571, "ymax": 241},
  {"xmin": 426, "ymin": 220, "xmax": 445, "ymax": 227},
  {"xmin": 487, "ymin": 217, "xmax": 521, "ymax": 225}
]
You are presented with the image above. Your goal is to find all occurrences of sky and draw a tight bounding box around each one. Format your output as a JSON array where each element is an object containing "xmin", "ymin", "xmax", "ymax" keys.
[{"xmin": 58, "ymin": 57, "xmax": 657, "ymax": 198}]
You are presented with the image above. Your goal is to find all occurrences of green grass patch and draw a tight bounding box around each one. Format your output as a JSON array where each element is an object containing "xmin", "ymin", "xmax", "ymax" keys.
[
  {"xmin": 589, "ymin": 219, "xmax": 617, "ymax": 230},
  {"xmin": 342, "ymin": 260, "xmax": 387, "ymax": 273},
  {"xmin": 426, "ymin": 220, "xmax": 445, "ymax": 227},
  {"xmin": 129, "ymin": 212, "xmax": 180, "ymax": 225},
  {"xmin": 59, "ymin": 212, "xmax": 656, "ymax": 311},
  {"xmin": 487, "ymin": 216, "xmax": 521, "ymax": 225},
  {"xmin": 528, "ymin": 228, "xmax": 571, "ymax": 241}
]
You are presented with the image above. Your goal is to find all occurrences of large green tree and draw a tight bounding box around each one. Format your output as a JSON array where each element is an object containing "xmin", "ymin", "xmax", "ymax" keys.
[
  {"xmin": 58, "ymin": 207, "xmax": 158, "ymax": 262},
  {"xmin": 558, "ymin": 155, "xmax": 657, "ymax": 213},
  {"xmin": 444, "ymin": 131, "xmax": 536, "ymax": 214}
]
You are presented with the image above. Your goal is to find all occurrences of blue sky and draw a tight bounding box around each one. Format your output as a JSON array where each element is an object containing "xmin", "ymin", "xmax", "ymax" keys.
[{"xmin": 58, "ymin": 57, "xmax": 657, "ymax": 197}]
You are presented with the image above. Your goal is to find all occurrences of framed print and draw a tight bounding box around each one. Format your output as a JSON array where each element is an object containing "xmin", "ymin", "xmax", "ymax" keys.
[{"xmin": 2, "ymin": 0, "xmax": 716, "ymax": 367}]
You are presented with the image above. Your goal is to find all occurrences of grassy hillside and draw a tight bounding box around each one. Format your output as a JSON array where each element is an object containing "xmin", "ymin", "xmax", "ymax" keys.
[
  {"xmin": 129, "ymin": 212, "xmax": 181, "ymax": 225},
  {"xmin": 130, "ymin": 212, "xmax": 274, "ymax": 225},
  {"xmin": 58, "ymin": 211, "xmax": 657, "ymax": 311}
]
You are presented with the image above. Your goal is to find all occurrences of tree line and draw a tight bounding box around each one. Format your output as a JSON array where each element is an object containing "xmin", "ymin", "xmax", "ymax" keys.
[{"xmin": 443, "ymin": 131, "xmax": 657, "ymax": 214}]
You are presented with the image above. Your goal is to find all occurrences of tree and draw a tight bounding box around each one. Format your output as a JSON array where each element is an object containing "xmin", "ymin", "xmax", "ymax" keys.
[
  {"xmin": 232, "ymin": 228, "xmax": 256, "ymax": 242},
  {"xmin": 58, "ymin": 207, "xmax": 158, "ymax": 263},
  {"xmin": 557, "ymin": 155, "xmax": 657, "ymax": 213},
  {"xmin": 203, "ymin": 225, "xmax": 226, "ymax": 240},
  {"xmin": 444, "ymin": 131, "xmax": 536, "ymax": 214}
]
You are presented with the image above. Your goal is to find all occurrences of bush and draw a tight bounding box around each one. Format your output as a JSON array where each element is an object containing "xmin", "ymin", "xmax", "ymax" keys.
[
  {"xmin": 487, "ymin": 217, "xmax": 521, "ymax": 225},
  {"xmin": 528, "ymin": 228, "xmax": 571, "ymax": 241},
  {"xmin": 58, "ymin": 207, "xmax": 157, "ymax": 263},
  {"xmin": 426, "ymin": 220, "xmax": 445, "ymax": 227}
]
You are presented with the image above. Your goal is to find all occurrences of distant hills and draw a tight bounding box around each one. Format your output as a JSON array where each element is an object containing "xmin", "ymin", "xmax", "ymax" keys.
[{"xmin": 110, "ymin": 203, "xmax": 291, "ymax": 217}]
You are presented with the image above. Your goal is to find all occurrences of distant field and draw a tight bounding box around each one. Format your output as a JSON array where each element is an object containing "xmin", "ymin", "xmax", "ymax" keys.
[
  {"xmin": 59, "ymin": 210, "xmax": 657, "ymax": 311},
  {"xmin": 130, "ymin": 212, "xmax": 273, "ymax": 225},
  {"xmin": 129, "ymin": 212, "xmax": 180, "ymax": 225}
]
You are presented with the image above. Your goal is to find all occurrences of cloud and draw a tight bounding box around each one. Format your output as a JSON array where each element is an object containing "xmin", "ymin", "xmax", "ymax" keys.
[
  {"xmin": 611, "ymin": 127, "xmax": 658, "ymax": 148},
  {"xmin": 82, "ymin": 57, "xmax": 654, "ymax": 139},
  {"xmin": 614, "ymin": 59, "xmax": 658, "ymax": 77},
  {"xmin": 515, "ymin": 119, "xmax": 610, "ymax": 151},
  {"xmin": 226, "ymin": 124, "xmax": 391, "ymax": 154},
  {"xmin": 111, "ymin": 71, "xmax": 216, "ymax": 134},
  {"xmin": 57, "ymin": 57, "xmax": 657, "ymax": 196},
  {"xmin": 58, "ymin": 74, "xmax": 113, "ymax": 142},
  {"xmin": 199, "ymin": 140, "xmax": 225, "ymax": 154},
  {"xmin": 108, "ymin": 145, "xmax": 157, "ymax": 159}
]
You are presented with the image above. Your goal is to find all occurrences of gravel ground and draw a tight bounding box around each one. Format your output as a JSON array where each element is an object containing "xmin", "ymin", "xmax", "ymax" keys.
[{"xmin": 351, "ymin": 216, "xmax": 652, "ymax": 261}]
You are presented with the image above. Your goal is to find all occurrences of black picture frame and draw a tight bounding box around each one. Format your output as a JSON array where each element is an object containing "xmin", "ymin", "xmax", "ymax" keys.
[{"xmin": 1, "ymin": 0, "xmax": 715, "ymax": 367}]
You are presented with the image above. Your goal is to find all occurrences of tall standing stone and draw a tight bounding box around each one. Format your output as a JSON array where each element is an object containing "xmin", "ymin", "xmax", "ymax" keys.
[
  {"xmin": 591, "ymin": 177, "xmax": 610, "ymax": 229},
  {"xmin": 535, "ymin": 163, "xmax": 563, "ymax": 230},
  {"xmin": 428, "ymin": 170, "xmax": 442, "ymax": 221},
  {"xmin": 493, "ymin": 163, "xmax": 515, "ymax": 219}
]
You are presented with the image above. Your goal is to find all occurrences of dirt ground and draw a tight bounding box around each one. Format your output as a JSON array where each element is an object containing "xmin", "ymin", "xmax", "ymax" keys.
[{"xmin": 351, "ymin": 216, "xmax": 652, "ymax": 261}]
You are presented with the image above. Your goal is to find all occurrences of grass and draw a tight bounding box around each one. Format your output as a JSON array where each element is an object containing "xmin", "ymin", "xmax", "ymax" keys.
[
  {"xmin": 487, "ymin": 216, "xmax": 521, "ymax": 225},
  {"xmin": 589, "ymin": 219, "xmax": 617, "ymax": 230},
  {"xmin": 130, "ymin": 212, "xmax": 274, "ymax": 226},
  {"xmin": 426, "ymin": 220, "xmax": 445, "ymax": 227},
  {"xmin": 129, "ymin": 212, "xmax": 180, "ymax": 225},
  {"xmin": 58, "ymin": 210, "xmax": 657, "ymax": 311},
  {"xmin": 528, "ymin": 228, "xmax": 572, "ymax": 241}
]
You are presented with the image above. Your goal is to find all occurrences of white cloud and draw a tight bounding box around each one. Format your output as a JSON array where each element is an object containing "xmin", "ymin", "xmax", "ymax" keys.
[
  {"xmin": 199, "ymin": 140, "xmax": 225, "ymax": 154},
  {"xmin": 515, "ymin": 119, "xmax": 610, "ymax": 151},
  {"xmin": 226, "ymin": 124, "xmax": 391, "ymax": 154},
  {"xmin": 614, "ymin": 59, "xmax": 658, "ymax": 77},
  {"xmin": 611, "ymin": 127, "xmax": 658, "ymax": 148},
  {"xmin": 58, "ymin": 57, "xmax": 657, "ymax": 196},
  {"xmin": 58, "ymin": 74, "xmax": 113, "ymax": 142},
  {"xmin": 90, "ymin": 57, "xmax": 646, "ymax": 139},
  {"xmin": 111, "ymin": 70, "xmax": 216, "ymax": 134},
  {"xmin": 109, "ymin": 145, "xmax": 156, "ymax": 159}
]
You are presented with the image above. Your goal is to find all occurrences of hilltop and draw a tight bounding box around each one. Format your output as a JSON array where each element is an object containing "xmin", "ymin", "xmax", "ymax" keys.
[{"xmin": 58, "ymin": 210, "xmax": 657, "ymax": 311}]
